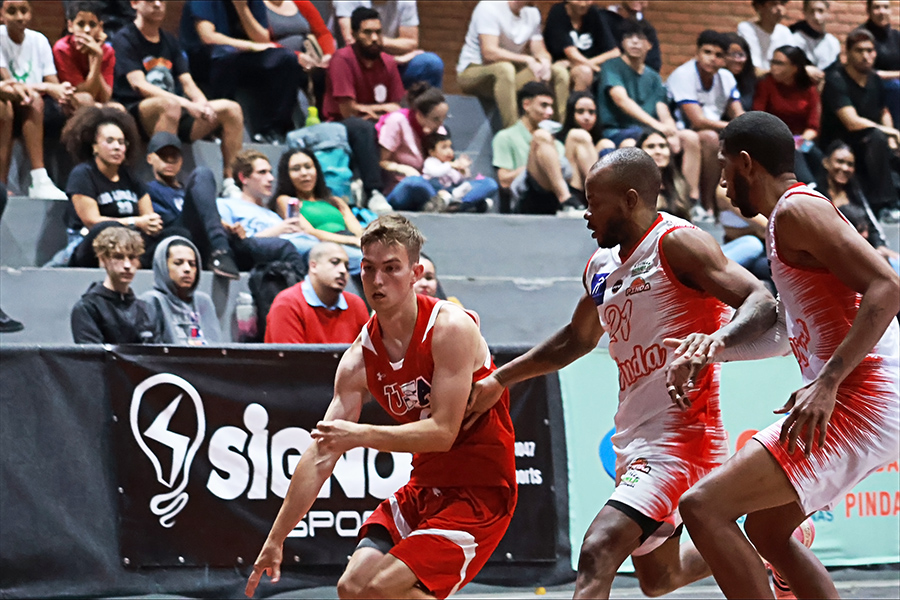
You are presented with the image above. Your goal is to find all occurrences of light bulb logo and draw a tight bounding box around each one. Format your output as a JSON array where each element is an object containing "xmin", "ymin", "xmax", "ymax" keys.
[{"xmin": 130, "ymin": 373, "xmax": 206, "ymax": 528}]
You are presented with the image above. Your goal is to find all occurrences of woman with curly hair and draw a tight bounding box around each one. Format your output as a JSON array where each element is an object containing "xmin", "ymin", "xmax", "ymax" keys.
[
  {"xmin": 269, "ymin": 147, "xmax": 362, "ymax": 274},
  {"xmin": 59, "ymin": 105, "xmax": 188, "ymax": 268}
]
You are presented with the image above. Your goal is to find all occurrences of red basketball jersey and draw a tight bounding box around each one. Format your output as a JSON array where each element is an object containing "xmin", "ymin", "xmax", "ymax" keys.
[{"xmin": 360, "ymin": 294, "xmax": 517, "ymax": 490}]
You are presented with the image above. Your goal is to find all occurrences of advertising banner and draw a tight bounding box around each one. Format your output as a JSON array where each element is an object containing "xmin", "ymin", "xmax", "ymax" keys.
[
  {"xmin": 109, "ymin": 346, "xmax": 558, "ymax": 567},
  {"xmin": 560, "ymin": 349, "xmax": 900, "ymax": 571}
]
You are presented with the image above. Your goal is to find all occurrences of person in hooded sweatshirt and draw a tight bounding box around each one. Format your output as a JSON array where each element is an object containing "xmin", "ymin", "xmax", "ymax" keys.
[
  {"xmin": 141, "ymin": 236, "xmax": 222, "ymax": 345},
  {"xmin": 71, "ymin": 225, "xmax": 160, "ymax": 343}
]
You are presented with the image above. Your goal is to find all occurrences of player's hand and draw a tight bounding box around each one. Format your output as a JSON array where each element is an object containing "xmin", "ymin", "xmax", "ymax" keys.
[
  {"xmin": 245, "ymin": 538, "xmax": 283, "ymax": 597},
  {"xmin": 311, "ymin": 419, "xmax": 362, "ymax": 454},
  {"xmin": 463, "ymin": 373, "xmax": 504, "ymax": 430},
  {"xmin": 663, "ymin": 333, "xmax": 723, "ymax": 410},
  {"xmin": 775, "ymin": 378, "xmax": 837, "ymax": 457}
]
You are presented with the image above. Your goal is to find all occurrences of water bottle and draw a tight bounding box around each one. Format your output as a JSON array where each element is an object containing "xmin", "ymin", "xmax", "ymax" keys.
[
  {"xmin": 235, "ymin": 292, "xmax": 258, "ymax": 342},
  {"xmin": 305, "ymin": 107, "xmax": 320, "ymax": 127}
]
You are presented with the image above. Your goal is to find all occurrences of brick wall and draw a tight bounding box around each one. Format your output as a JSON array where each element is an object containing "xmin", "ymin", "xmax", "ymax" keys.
[{"xmin": 26, "ymin": 0, "xmax": 899, "ymax": 94}]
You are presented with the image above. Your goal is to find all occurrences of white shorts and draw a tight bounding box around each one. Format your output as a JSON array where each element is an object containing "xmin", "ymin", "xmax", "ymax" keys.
[
  {"xmin": 607, "ymin": 452, "xmax": 720, "ymax": 556},
  {"xmin": 754, "ymin": 362, "xmax": 900, "ymax": 515}
]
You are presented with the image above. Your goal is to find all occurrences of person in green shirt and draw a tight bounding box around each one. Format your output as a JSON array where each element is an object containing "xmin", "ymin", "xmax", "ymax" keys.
[{"xmin": 492, "ymin": 81, "xmax": 596, "ymax": 214}]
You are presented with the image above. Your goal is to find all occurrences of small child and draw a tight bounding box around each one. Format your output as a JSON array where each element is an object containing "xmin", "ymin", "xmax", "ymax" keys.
[
  {"xmin": 422, "ymin": 131, "xmax": 497, "ymax": 213},
  {"xmin": 52, "ymin": 0, "xmax": 117, "ymax": 108}
]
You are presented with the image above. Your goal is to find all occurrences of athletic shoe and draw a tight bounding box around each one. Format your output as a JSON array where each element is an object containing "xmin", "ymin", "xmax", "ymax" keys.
[
  {"xmin": 557, "ymin": 197, "xmax": 585, "ymax": 217},
  {"xmin": 366, "ymin": 190, "xmax": 393, "ymax": 215},
  {"xmin": 0, "ymin": 308, "xmax": 24, "ymax": 333},
  {"xmin": 209, "ymin": 249, "xmax": 240, "ymax": 280},
  {"xmin": 768, "ymin": 518, "xmax": 816, "ymax": 600},
  {"xmin": 28, "ymin": 176, "xmax": 67, "ymax": 200},
  {"xmin": 422, "ymin": 194, "xmax": 447, "ymax": 213}
]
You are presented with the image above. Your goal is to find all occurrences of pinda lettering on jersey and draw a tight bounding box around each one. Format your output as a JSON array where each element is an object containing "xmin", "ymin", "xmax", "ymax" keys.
[
  {"xmin": 789, "ymin": 318, "xmax": 811, "ymax": 370},
  {"xmin": 206, "ymin": 403, "xmax": 412, "ymax": 501},
  {"xmin": 625, "ymin": 277, "xmax": 651, "ymax": 296},
  {"xmin": 844, "ymin": 490, "xmax": 900, "ymax": 518},
  {"xmin": 616, "ymin": 343, "xmax": 668, "ymax": 390}
]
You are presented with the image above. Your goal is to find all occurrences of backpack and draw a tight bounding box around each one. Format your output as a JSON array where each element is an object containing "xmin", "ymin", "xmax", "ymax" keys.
[
  {"xmin": 247, "ymin": 260, "xmax": 307, "ymax": 343},
  {"xmin": 286, "ymin": 122, "xmax": 355, "ymax": 202}
]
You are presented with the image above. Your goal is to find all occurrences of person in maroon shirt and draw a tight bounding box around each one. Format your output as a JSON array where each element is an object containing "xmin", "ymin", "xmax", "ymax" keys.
[
  {"xmin": 754, "ymin": 44, "xmax": 823, "ymax": 184},
  {"xmin": 264, "ymin": 241, "xmax": 369, "ymax": 343},
  {"xmin": 52, "ymin": 1, "xmax": 117, "ymax": 108},
  {"xmin": 323, "ymin": 6, "xmax": 404, "ymax": 212}
]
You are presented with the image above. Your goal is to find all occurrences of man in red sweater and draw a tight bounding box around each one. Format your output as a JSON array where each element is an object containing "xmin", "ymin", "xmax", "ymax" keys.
[{"xmin": 265, "ymin": 242, "xmax": 369, "ymax": 343}]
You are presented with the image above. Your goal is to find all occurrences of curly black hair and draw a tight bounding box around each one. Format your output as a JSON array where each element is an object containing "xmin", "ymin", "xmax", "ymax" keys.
[{"xmin": 61, "ymin": 105, "xmax": 142, "ymax": 165}]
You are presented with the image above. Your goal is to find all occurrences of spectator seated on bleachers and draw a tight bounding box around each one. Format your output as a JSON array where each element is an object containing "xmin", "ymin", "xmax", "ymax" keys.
[
  {"xmin": 737, "ymin": 0, "xmax": 794, "ymax": 78},
  {"xmin": 334, "ymin": 1, "xmax": 443, "ymax": 89},
  {"xmin": 113, "ymin": 0, "xmax": 245, "ymax": 197},
  {"xmin": 598, "ymin": 19, "xmax": 703, "ymax": 208},
  {"xmin": 323, "ymin": 5, "xmax": 404, "ymax": 213},
  {"xmin": 752, "ymin": 44, "xmax": 823, "ymax": 184},
  {"xmin": 556, "ymin": 91, "xmax": 614, "ymax": 155},
  {"xmin": 667, "ymin": 30, "xmax": 744, "ymax": 221},
  {"xmin": 789, "ymin": 0, "xmax": 840, "ymax": 84},
  {"xmin": 637, "ymin": 129, "xmax": 692, "ymax": 222},
  {"xmin": 70, "ymin": 225, "xmax": 160, "ymax": 344},
  {"xmin": 144, "ymin": 132, "xmax": 306, "ymax": 279},
  {"xmin": 414, "ymin": 253, "xmax": 462, "ymax": 306},
  {"xmin": 862, "ymin": 0, "xmax": 900, "ymax": 129},
  {"xmin": 603, "ymin": 1, "xmax": 662, "ymax": 73},
  {"xmin": 0, "ymin": 0, "xmax": 72, "ymax": 199},
  {"xmin": 269, "ymin": 147, "xmax": 363, "ymax": 268},
  {"xmin": 820, "ymin": 28, "xmax": 900, "ymax": 219},
  {"xmin": 262, "ymin": 0, "xmax": 335, "ymax": 114},
  {"xmin": 264, "ymin": 241, "xmax": 369, "ymax": 344},
  {"xmin": 52, "ymin": 1, "xmax": 118, "ymax": 108},
  {"xmin": 543, "ymin": 0, "xmax": 619, "ymax": 94},
  {"xmin": 422, "ymin": 130, "xmax": 497, "ymax": 213},
  {"xmin": 179, "ymin": 0, "xmax": 301, "ymax": 143},
  {"xmin": 492, "ymin": 81, "xmax": 595, "ymax": 215},
  {"xmin": 217, "ymin": 149, "xmax": 361, "ymax": 273},
  {"xmin": 140, "ymin": 236, "xmax": 223, "ymax": 345},
  {"xmin": 457, "ymin": 1, "xmax": 568, "ymax": 128},
  {"xmin": 59, "ymin": 106, "xmax": 189, "ymax": 269},
  {"xmin": 724, "ymin": 33, "xmax": 758, "ymax": 112},
  {"xmin": 63, "ymin": 0, "xmax": 134, "ymax": 37}
]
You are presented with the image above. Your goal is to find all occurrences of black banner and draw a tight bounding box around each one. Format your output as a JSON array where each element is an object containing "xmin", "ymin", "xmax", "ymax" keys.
[{"xmin": 109, "ymin": 346, "xmax": 557, "ymax": 568}]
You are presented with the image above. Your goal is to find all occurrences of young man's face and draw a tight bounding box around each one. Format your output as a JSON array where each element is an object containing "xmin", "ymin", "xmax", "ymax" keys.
[
  {"xmin": 847, "ymin": 40, "xmax": 877, "ymax": 73},
  {"xmin": 132, "ymin": 0, "xmax": 166, "ymax": 23},
  {"xmin": 360, "ymin": 241, "xmax": 422, "ymax": 311},
  {"xmin": 1, "ymin": 1, "xmax": 32, "ymax": 38},
  {"xmin": 354, "ymin": 18, "xmax": 383, "ymax": 58},
  {"xmin": 869, "ymin": 0, "xmax": 891, "ymax": 28},
  {"xmin": 621, "ymin": 33, "xmax": 650, "ymax": 62},
  {"xmin": 696, "ymin": 44, "xmax": 726, "ymax": 75},
  {"xmin": 310, "ymin": 246, "xmax": 350, "ymax": 294},
  {"xmin": 241, "ymin": 158, "xmax": 274, "ymax": 201},
  {"xmin": 756, "ymin": 1, "xmax": 787, "ymax": 26},
  {"xmin": 147, "ymin": 147, "xmax": 183, "ymax": 182},
  {"xmin": 523, "ymin": 94, "xmax": 554, "ymax": 126},
  {"xmin": 803, "ymin": 1, "xmax": 830, "ymax": 33},
  {"xmin": 100, "ymin": 246, "xmax": 141, "ymax": 290},
  {"xmin": 68, "ymin": 10, "xmax": 104, "ymax": 47},
  {"xmin": 166, "ymin": 245, "xmax": 198, "ymax": 294}
]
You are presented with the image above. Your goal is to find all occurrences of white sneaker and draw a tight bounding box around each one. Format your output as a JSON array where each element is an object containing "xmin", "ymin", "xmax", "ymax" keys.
[
  {"xmin": 221, "ymin": 178, "xmax": 241, "ymax": 199},
  {"xmin": 29, "ymin": 177, "xmax": 67, "ymax": 200},
  {"xmin": 366, "ymin": 190, "xmax": 393, "ymax": 215}
]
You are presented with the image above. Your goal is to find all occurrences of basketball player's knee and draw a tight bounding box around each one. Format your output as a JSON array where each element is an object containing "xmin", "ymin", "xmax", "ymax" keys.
[
  {"xmin": 577, "ymin": 529, "xmax": 620, "ymax": 579},
  {"xmin": 639, "ymin": 572, "xmax": 676, "ymax": 598},
  {"xmin": 677, "ymin": 488, "xmax": 705, "ymax": 525}
]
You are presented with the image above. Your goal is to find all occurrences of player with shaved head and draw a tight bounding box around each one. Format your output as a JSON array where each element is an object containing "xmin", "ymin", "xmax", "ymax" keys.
[{"xmin": 467, "ymin": 147, "xmax": 780, "ymax": 598}]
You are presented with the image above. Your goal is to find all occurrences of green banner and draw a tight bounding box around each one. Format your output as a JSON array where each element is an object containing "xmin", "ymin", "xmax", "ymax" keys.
[{"xmin": 560, "ymin": 349, "xmax": 900, "ymax": 571}]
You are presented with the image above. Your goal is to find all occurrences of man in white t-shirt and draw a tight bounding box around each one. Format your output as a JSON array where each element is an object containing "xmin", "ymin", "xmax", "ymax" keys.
[
  {"xmin": 333, "ymin": 1, "xmax": 444, "ymax": 89},
  {"xmin": 737, "ymin": 0, "xmax": 795, "ymax": 77},
  {"xmin": 457, "ymin": 0, "xmax": 568, "ymax": 128},
  {"xmin": 667, "ymin": 30, "xmax": 744, "ymax": 220},
  {"xmin": 0, "ymin": 0, "xmax": 73, "ymax": 199},
  {"xmin": 789, "ymin": 0, "xmax": 840, "ymax": 84}
]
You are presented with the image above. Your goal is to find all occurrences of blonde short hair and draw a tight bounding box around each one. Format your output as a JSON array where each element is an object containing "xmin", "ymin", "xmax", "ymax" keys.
[{"xmin": 360, "ymin": 214, "xmax": 425, "ymax": 264}]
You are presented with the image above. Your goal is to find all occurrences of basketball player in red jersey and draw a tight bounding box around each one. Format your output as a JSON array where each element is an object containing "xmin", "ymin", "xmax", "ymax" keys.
[
  {"xmin": 245, "ymin": 215, "xmax": 517, "ymax": 599},
  {"xmin": 668, "ymin": 112, "xmax": 900, "ymax": 599},
  {"xmin": 467, "ymin": 148, "xmax": 781, "ymax": 599}
]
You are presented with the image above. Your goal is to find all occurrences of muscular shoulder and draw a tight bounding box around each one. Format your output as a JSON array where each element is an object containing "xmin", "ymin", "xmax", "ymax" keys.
[
  {"xmin": 431, "ymin": 303, "xmax": 484, "ymax": 365},
  {"xmin": 661, "ymin": 226, "xmax": 727, "ymax": 284}
]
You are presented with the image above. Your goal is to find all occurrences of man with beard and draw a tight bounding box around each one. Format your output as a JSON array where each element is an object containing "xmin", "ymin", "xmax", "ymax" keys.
[
  {"xmin": 668, "ymin": 111, "xmax": 899, "ymax": 599},
  {"xmin": 322, "ymin": 6, "xmax": 403, "ymax": 213},
  {"xmin": 466, "ymin": 148, "xmax": 780, "ymax": 599}
]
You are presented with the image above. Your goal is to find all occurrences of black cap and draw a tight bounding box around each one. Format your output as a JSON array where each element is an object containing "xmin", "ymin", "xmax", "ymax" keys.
[{"xmin": 147, "ymin": 131, "xmax": 182, "ymax": 154}]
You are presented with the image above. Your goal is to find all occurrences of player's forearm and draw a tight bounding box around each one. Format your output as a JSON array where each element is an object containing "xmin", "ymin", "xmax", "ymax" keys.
[
  {"xmin": 715, "ymin": 289, "xmax": 778, "ymax": 349},
  {"xmin": 494, "ymin": 324, "xmax": 594, "ymax": 387},
  {"xmin": 716, "ymin": 300, "xmax": 790, "ymax": 362},
  {"xmin": 817, "ymin": 277, "xmax": 900, "ymax": 387},
  {"xmin": 266, "ymin": 445, "xmax": 338, "ymax": 543},
  {"xmin": 359, "ymin": 420, "xmax": 459, "ymax": 454}
]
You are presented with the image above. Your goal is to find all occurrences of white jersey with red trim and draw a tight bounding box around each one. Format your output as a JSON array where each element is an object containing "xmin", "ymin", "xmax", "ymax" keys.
[
  {"xmin": 756, "ymin": 183, "xmax": 900, "ymax": 512},
  {"xmin": 584, "ymin": 213, "xmax": 731, "ymax": 471}
]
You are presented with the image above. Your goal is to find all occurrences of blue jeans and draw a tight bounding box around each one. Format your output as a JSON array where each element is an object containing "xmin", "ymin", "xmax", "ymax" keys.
[
  {"xmin": 722, "ymin": 235, "xmax": 764, "ymax": 270},
  {"xmin": 387, "ymin": 176, "xmax": 435, "ymax": 211},
  {"xmin": 399, "ymin": 52, "xmax": 444, "ymax": 89},
  {"xmin": 282, "ymin": 232, "xmax": 362, "ymax": 275},
  {"xmin": 459, "ymin": 177, "xmax": 499, "ymax": 205}
]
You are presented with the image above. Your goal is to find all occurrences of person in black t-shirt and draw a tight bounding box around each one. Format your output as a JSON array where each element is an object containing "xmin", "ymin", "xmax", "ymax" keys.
[
  {"xmin": 543, "ymin": 1, "xmax": 620, "ymax": 93},
  {"xmin": 862, "ymin": 0, "xmax": 900, "ymax": 129},
  {"xmin": 60, "ymin": 106, "xmax": 188, "ymax": 268},
  {"xmin": 820, "ymin": 28, "xmax": 899, "ymax": 215},
  {"xmin": 111, "ymin": 0, "xmax": 244, "ymax": 197}
]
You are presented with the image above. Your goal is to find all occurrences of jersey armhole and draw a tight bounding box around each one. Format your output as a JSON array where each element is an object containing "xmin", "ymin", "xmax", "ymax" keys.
[{"xmin": 771, "ymin": 189, "xmax": 836, "ymax": 274}]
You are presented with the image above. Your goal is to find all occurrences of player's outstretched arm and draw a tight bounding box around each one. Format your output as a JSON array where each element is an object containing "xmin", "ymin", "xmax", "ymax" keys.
[
  {"xmin": 773, "ymin": 196, "xmax": 900, "ymax": 456},
  {"xmin": 465, "ymin": 292, "xmax": 604, "ymax": 428},
  {"xmin": 661, "ymin": 227, "xmax": 777, "ymax": 406},
  {"xmin": 245, "ymin": 342, "xmax": 368, "ymax": 598}
]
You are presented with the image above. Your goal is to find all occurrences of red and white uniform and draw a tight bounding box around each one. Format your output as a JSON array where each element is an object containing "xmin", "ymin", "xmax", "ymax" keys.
[
  {"xmin": 584, "ymin": 213, "xmax": 731, "ymax": 554},
  {"xmin": 754, "ymin": 184, "xmax": 900, "ymax": 514},
  {"xmin": 358, "ymin": 294, "xmax": 517, "ymax": 599}
]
